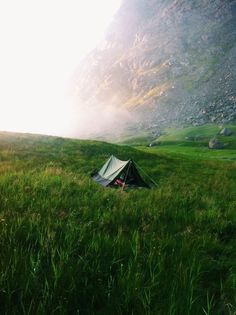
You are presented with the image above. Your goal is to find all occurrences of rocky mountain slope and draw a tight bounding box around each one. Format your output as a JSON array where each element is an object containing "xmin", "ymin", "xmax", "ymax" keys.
[{"xmin": 72, "ymin": 0, "xmax": 236, "ymax": 135}]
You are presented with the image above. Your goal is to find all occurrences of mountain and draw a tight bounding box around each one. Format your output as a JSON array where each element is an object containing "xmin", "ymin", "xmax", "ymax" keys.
[{"xmin": 72, "ymin": 0, "xmax": 236, "ymax": 136}]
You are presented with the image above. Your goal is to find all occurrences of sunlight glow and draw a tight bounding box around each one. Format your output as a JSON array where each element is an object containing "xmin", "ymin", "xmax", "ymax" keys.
[{"xmin": 0, "ymin": 0, "xmax": 121, "ymax": 136}]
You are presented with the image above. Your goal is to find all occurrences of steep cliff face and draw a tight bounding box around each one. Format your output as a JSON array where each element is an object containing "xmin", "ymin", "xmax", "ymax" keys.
[{"xmin": 73, "ymin": 0, "xmax": 236, "ymax": 134}]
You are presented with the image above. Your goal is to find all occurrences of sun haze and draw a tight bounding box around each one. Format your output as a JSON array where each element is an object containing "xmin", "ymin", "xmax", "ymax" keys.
[{"xmin": 0, "ymin": 0, "xmax": 121, "ymax": 136}]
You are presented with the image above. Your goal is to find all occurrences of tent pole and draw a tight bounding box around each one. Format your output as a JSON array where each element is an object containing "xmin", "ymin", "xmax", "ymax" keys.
[{"xmin": 122, "ymin": 161, "xmax": 131, "ymax": 190}]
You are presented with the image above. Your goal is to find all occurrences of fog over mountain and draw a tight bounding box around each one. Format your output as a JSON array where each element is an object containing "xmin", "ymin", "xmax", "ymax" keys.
[{"xmin": 72, "ymin": 0, "xmax": 236, "ymax": 136}]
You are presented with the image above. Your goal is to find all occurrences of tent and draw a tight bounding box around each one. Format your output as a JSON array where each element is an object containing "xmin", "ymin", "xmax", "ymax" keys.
[{"xmin": 92, "ymin": 155, "xmax": 150, "ymax": 188}]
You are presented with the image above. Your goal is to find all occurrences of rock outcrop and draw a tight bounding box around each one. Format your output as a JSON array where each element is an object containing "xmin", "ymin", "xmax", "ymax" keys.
[
  {"xmin": 208, "ymin": 138, "xmax": 224, "ymax": 149},
  {"xmin": 220, "ymin": 127, "xmax": 233, "ymax": 136}
]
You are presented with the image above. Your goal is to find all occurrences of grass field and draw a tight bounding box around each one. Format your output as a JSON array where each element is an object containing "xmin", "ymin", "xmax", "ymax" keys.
[{"xmin": 0, "ymin": 129, "xmax": 236, "ymax": 314}]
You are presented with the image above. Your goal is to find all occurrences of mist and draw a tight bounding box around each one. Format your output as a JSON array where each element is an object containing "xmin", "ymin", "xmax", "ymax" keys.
[
  {"xmin": 64, "ymin": 98, "xmax": 136, "ymax": 139},
  {"xmin": 0, "ymin": 0, "xmax": 122, "ymax": 138}
]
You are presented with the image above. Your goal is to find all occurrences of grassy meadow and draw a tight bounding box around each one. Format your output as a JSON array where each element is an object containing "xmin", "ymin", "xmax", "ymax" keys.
[{"xmin": 0, "ymin": 129, "xmax": 236, "ymax": 314}]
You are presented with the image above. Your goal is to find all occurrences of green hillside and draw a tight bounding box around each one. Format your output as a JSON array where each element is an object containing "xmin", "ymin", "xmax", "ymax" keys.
[
  {"xmin": 0, "ymin": 131, "xmax": 236, "ymax": 314},
  {"xmin": 149, "ymin": 124, "xmax": 236, "ymax": 161},
  {"xmin": 119, "ymin": 124, "xmax": 236, "ymax": 161}
]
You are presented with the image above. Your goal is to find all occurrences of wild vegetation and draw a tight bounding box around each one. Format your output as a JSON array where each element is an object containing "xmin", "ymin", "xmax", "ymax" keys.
[{"xmin": 0, "ymin": 130, "xmax": 236, "ymax": 314}]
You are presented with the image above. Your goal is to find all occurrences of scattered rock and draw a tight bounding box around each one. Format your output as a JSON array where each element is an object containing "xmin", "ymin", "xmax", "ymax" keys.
[
  {"xmin": 149, "ymin": 142, "xmax": 160, "ymax": 147},
  {"xmin": 195, "ymin": 135, "xmax": 204, "ymax": 140},
  {"xmin": 185, "ymin": 135, "xmax": 204, "ymax": 141},
  {"xmin": 185, "ymin": 136, "xmax": 195, "ymax": 141},
  {"xmin": 220, "ymin": 128, "xmax": 232, "ymax": 136},
  {"xmin": 208, "ymin": 138, "xmax": 224, "ymax": 149}
]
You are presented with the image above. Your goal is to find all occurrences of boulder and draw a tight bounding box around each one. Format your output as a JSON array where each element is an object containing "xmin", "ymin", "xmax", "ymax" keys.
[
  {"xmin": 220, "ymin": 128, "xmax": 232, "ymax": 136},
  {"xmin": 208, "ymin": 138, "xmax": 224, "ymax": 149}
]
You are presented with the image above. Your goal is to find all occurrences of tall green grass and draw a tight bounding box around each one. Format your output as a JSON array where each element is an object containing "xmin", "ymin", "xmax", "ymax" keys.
[{"xmin": 0, "ymin": 132, "xmax": 235, "ymax": 314}]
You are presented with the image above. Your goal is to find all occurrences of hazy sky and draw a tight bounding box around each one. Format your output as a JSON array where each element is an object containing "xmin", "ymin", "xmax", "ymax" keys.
[{"xmin": 0, "ymin": 0, "xmax": 121, "ymax": 136}]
